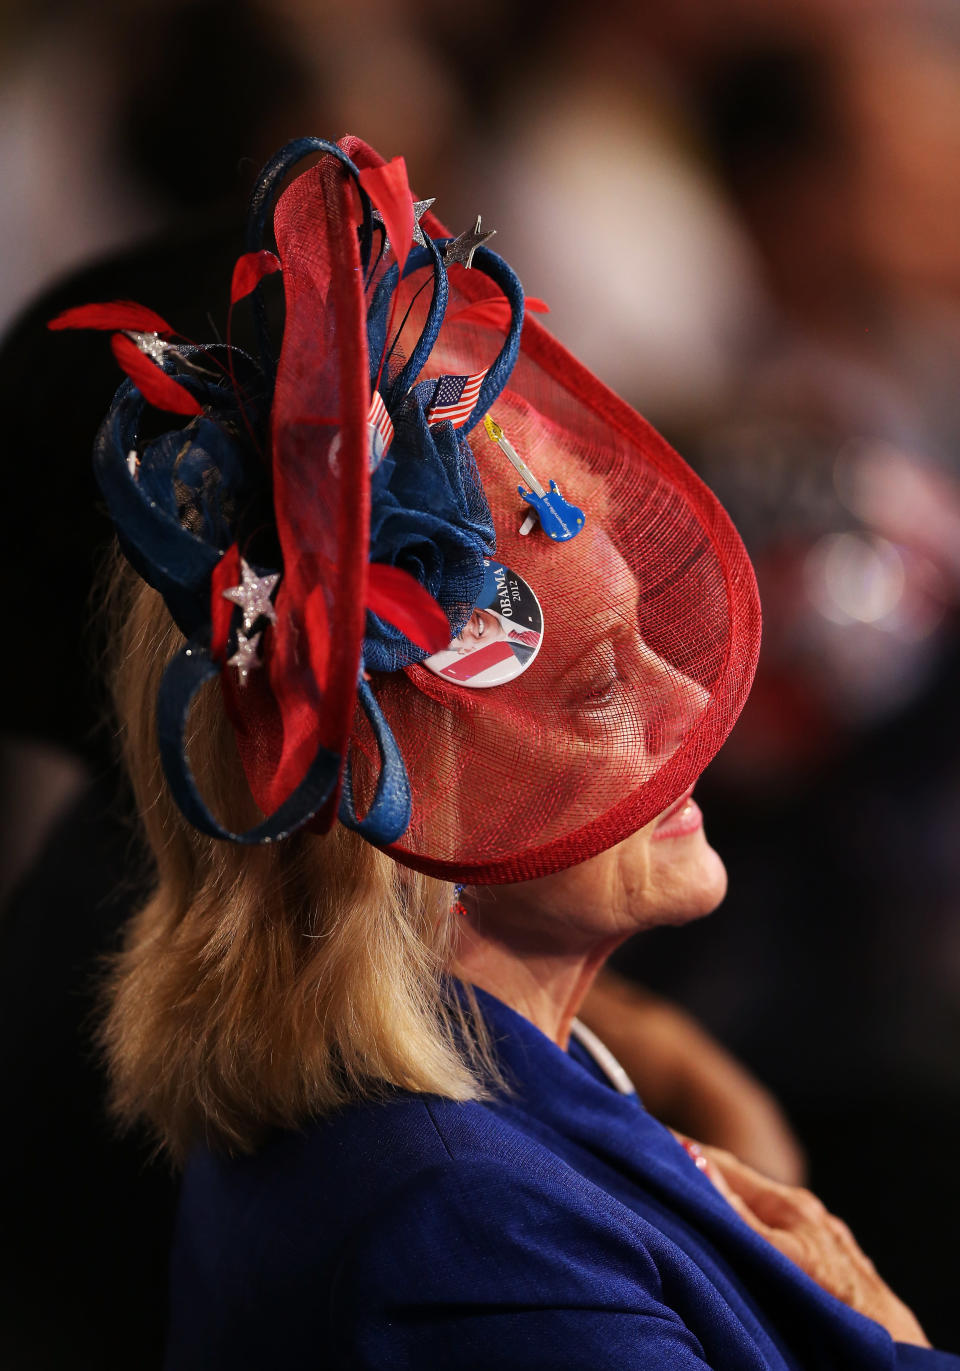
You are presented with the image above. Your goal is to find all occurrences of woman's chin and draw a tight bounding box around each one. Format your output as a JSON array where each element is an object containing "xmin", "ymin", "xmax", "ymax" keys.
[{"xmin": 653, "ymin": 831, "xmax": 728, "ymax": 926}]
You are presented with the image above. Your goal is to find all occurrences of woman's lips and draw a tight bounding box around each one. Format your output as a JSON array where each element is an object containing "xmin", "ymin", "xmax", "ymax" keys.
[{"xmin": 651, "ymin": 789, "xmax": 703, "ymax": 840}]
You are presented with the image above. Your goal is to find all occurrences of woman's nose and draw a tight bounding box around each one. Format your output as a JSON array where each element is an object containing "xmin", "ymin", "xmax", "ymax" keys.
[{"xmin": 635, "ymin": 640, "xmax": 710, "ymax": 760}]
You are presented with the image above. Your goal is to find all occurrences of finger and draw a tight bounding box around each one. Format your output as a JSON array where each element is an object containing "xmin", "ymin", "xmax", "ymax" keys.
[
  {"xmin": 674, "ymin": 1137, "xmax": 824, "ymax": 1275},
  {"xmin": 707, "ymin": 1167, "xmax": 812, "ymax": 1271},
  {"xmin": 676, "ymin": 1139, "xmax": 784, "ymax": 1241},
  {"xmin": 704, "ymin": 1148, "xmax": 826, "ymax": 1229},
  {"xmin": 673, "ymin": 1136, "xmax": 745, "ymax": 1207},
  {"xmin": 673, "ymin": 1135, "xmax": 784, "ymax": 1223},
  {"xmin": 701, "ymin": 1159, "xmax": 779, "ymax": 1236},
  {"xmin": 675, "ymin": 1135, "xmax": 815, "ymax": 1241},
  {"xmin": 825, "ymin": 1214, "xmax": 878, "ymax": 1275}
]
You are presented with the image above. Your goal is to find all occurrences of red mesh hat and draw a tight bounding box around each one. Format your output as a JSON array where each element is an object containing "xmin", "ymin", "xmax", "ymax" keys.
[
  {"xmin": 345, "ymin": 138, "xmax": 761, "ymax": 882},
  {"xmin": 55, "ymin": 135, "xmax": 759, "ymax": 877}
]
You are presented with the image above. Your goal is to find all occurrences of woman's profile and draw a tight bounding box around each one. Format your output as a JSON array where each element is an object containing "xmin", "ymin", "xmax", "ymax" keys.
[{"xmin": 56, "ymin": 136, "xmax": 959, "ymax": 1369}]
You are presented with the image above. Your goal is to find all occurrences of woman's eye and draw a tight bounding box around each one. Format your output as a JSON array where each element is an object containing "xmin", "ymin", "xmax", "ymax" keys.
[
  {"xmin": 576, "ymin": 659, "xmax": 620, "ymax": 709},
  {"xmin": 563, "ymin": 640, "xmax": 625, "ymax": 715},
  {"xmin": 583, "ymin": 676, "xmax": 618, "ymax": 707}
]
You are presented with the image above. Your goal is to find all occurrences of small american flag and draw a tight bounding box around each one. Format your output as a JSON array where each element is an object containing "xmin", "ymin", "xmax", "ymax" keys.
[
  {"xmin": 426, "ymin": 369, "xmax": 487, "ymax": 429},
  {"xmin": 368, "ymin": 388, "xmax": 394, "ymax": 454},
  {"xmin": 508, "ymin": 627, "xmax": 540, "ymax": 647}
]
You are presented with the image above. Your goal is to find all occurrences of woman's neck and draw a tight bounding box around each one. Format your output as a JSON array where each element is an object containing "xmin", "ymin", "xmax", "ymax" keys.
[{"xmin": 453, "ymin": 907, "xmax": 622, "ymax": 1049}]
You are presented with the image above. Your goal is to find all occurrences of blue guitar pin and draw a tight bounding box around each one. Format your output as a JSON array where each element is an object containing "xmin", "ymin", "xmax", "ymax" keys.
[{"xmin": 484, "ymin": 416, "xmax": 585, "ymax": 541}]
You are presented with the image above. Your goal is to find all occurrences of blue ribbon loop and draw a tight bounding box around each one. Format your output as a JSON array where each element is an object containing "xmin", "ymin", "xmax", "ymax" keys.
[
  {"xmin": 96, "ymin": 381, "xmax": 222, "ymax": 638},
  {"xmin": 338, "ymin": 677, "xmax": 412, "ymax": 844},
  {"xmin": 156, "ymin": 641, "xmax": 342, "ymax": 844},
  {"xmin": 243, "ymin": 136, "xmax": 372, "ymax": 377},
  {"xmin": 380, "ymin": 240, "xmax": 525, "ymax": 429},
  {"xmin": 385, "ymin": 238, "xmax": 449, "ymax": 407},
  {"xmin": 452, "ymin": 244, "xmax": 525, "ymax": 435}
]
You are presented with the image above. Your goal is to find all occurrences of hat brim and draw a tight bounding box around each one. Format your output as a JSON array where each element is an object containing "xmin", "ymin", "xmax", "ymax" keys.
[{"xmin": 340, "ymin": 142, "xmax": 760, "ymax": 884}]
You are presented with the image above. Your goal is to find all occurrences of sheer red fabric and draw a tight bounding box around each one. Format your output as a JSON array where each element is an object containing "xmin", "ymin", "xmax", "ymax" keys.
[
  {"xmin": 225, "ymin": 151, "xmax": 369, "ymax": 829},
  {"xmin": 231, "ymin": 137, "xmax": 760, "ymax": 880},
  {"xmin": 343, "ymin": 138, "xmax": 761, "ymax": 882}
]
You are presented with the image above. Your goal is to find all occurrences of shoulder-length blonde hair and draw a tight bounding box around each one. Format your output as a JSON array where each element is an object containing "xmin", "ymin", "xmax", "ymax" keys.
[{"xmin": 100, "ymin": 555, "xmax": 491, "ymax": 1163}]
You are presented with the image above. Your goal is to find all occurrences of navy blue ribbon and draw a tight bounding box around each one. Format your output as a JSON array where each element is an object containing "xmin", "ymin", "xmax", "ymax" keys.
[
  {"xmin": 156, "ymin": 639, "xmax": 342, "ymax": 844},
  {"xmin": 381, "ymin": 241, "xmax": 524, "ymax": 433},
  {"xmin": 338, "ymin": 677, "xmax": 412, "ymax": 845},
  {"xmin": 451, "ymin": 244, "xmax": 525, "ymax": 435},
  {"xmin": 95, "ymin": 381, "xmax": 223, "ymax": 638},
  {"xmin": 385, "ymin": 237, "xmax": 449, "ymax": 408},
  {"xmin": 243, "ymin": 137, "xmax": 372, "ymax": 379}
]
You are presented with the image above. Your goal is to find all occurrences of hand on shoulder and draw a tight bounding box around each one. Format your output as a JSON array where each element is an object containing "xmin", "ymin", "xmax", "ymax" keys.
[{"xmin": 677, "ymin": 1134, "xmax": 930, "ymax": 1350}]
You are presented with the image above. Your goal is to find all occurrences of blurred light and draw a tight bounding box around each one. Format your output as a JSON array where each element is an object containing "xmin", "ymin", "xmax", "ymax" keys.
[
  {"xmin": 804, "ymin": 531, "xmax": 905, "ymax": 625},
  {"xmin": 834, "ymin": 438, "xmax": 960, "ymax": 591}
]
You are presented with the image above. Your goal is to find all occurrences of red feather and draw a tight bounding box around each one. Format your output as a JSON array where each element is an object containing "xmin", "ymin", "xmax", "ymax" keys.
[
  {"xmin": 305, "ymin": 585, "xmax": 331, "ymax": 692},
  {"xmin": 366, "ymin": 563, "xmax": 451, "ymax": 654},
  {"xmin": 230, "ymin": 250, "xmax": 282, "ymax": 304},
  {"xmin": 47, "ymin": 300, "xmax": 173, "ymax": 335},
  {"xmin": 110, "ymin": 333, "xmax": 203, "ymax": 416},
  {"xmin": 358, "ymin": 158, "xmax": 415, "ymax": 274},
  {"xmin": 210, "ymin": 544, "xmax": 242, "ymax": 664},
  {"xmin": 447, "ymin": 296, "xmax": 549, "ymax": 330}
]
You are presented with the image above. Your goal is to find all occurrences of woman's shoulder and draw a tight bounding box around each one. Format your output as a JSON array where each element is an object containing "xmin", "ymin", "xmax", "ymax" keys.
[
  {"xmin": 323, "ymin": 1094, "xmax": 666, "ymax": 1287},
  {"xmin": 182, "ymin": 1087, "xmax": 597, "ymax": 1224},
  {"xmin": 176, "ymin": 1086, "xmax": 664, "ymax": 1303},
  {"xmin": 169, "ymin": 1091, "xmax": 683, "ymax": 1370}
]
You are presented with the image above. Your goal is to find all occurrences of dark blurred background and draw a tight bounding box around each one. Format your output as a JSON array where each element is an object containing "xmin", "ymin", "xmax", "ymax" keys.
[{"xmin": 2, "ymin": 0, "xmax": 959, "ymax": 1364}]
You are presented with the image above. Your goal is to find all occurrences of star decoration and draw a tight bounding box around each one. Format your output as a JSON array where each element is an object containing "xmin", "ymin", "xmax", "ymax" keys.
[
  {"xmin": 443, "ymin": 215, "xmax": 497, "ymax": 270},
  {"xmin": 227, "ymin": 630, "xmax": 262, "ymax": 682},
  {"xmin": 125, "ymin": 330, "xmax": 169, "ymax": 364},
  {"xmin": 221, "ymin": 558, "xmax": 280, "ymax": 634},
  {"xmin": 372, "ymin": 198, "xmax": 436, "ymax": 257}
]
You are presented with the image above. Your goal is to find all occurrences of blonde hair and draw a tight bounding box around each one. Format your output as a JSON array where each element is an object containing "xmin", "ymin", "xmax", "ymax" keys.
[{"xmin": 100, "ymin": 555, "xmax": 493, "ymax": 1163}]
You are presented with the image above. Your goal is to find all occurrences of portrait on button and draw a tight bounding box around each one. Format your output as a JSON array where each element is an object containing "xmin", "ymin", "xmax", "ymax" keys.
[{"xmin": 424, "ymin": 559, "xmax": 543, "ymax": 688}]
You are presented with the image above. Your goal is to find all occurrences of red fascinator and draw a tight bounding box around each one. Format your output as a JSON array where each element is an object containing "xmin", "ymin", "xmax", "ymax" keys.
[{"xmin": 52, "ymin": 136, "xmax": 760, "ymax": 882}]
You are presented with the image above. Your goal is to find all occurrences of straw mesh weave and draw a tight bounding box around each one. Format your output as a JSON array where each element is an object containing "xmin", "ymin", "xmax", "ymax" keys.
[
  {"xmin": 237, "ymin": 140, "xmax": 759, "ymax": 879},
  {"xmin": 346, "ymin": 186, "xmax": 761, "ymax": 882},
  {"xmin": 227, "ymin": 151, "xmax": 369, "ymax": 826}
]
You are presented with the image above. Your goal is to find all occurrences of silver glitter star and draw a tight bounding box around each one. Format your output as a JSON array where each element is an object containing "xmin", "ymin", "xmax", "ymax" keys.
[
  {"xmin": 221, "ymin": 559, "xmax": 280, "ymax": 634},
  {"xmin": 443, "ymin": 215, "xmax": 497, "ymax": 270},
  {"xmin": 125, "ymin": 330, "xmax": 169, "ymax": 364},
  {"xmin": 372, "ymin": 198, "xmax": 436, "ymax": 257},
  {"xmin": 227, "ymin": 630, "xmax": 262, "ymax": 682}
]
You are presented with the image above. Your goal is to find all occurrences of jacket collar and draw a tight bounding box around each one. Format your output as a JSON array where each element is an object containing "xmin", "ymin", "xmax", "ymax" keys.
[{"xmin": 468, "ymin": 985, "xmax": 894, "ymax": 1370}]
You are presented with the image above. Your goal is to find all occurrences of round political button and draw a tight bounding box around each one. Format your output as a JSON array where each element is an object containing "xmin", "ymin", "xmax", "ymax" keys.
[{"xmin": 423, "ymin": 559, "xmax": 544, "ymax": 688}]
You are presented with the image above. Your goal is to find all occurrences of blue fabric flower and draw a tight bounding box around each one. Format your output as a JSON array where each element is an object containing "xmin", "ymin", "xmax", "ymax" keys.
[
  {"xmin": 364, "ymin": 396, "xmax": 495, "ymax": 673},
  {"xmin": 140, "ymin": 415, "xmax": 253, "ymax": 549}
]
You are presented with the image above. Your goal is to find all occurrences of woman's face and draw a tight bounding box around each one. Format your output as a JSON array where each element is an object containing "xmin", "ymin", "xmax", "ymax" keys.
[
  {"xmin": 562, "ymin": 791, "xmax": 727, "ymax": 936},
  {"xmin": 393, "ymin": 520, "xmax": 724, "ymax": 883},
  {"xmin": 475, "ymin": 790, "xmax": 727, "ymax": 952}
]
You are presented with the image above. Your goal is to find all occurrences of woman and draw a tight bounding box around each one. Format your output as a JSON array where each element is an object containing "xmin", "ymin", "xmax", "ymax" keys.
[{"xmin": 59, "ymin": 137, "xmax": 957, "ymax": 1367}]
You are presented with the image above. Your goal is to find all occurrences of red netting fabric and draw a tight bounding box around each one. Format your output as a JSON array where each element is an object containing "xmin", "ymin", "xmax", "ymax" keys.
[
  {"xmin": 226, "ymin": 154, "xmax": 369, "ymax": 826},
  {"xmin": 343, "ymin": 141, "xmax": 761, "ymax": 883}
]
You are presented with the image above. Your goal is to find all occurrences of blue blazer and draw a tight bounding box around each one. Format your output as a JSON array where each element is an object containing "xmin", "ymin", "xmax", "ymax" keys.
[{"xmin": 167, "ymin": 990, "xmax": 960, "ymax": 1369}]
